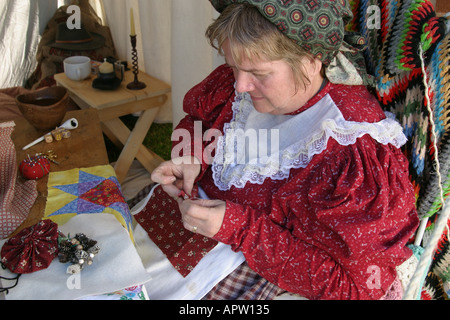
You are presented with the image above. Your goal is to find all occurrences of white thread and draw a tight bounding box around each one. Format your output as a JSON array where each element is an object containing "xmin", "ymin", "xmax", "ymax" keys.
[
  {"xmin": 413, "ymin": 44, "xmax": 445, "ymax": 247},
  {"xmin": 404, "ymin": 45, "xmax": 450, "ymax": 300}
]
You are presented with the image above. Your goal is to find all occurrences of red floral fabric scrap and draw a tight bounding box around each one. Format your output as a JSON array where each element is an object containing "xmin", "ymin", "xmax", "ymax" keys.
[
  {"xmin": 80, "ymin": 179, "xmax": 125, "ymax": 207},
  {"xmin": 1, "ymin": 220, "xmax": 59, "ymax": 274},
  {"xmin": 134, "ymin": 185, "xmax": 218, "ymax": 277}
]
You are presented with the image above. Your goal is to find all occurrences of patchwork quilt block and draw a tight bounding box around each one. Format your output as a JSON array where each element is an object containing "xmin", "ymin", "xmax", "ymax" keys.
[{"xmin": 44, "ymin": 165, "xmax": 133, "ymax": 241}]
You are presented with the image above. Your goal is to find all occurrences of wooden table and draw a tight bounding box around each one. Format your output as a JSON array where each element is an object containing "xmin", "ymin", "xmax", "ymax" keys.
[
  {"xmin": 54, "ymin": 70, "xmax": 170, "ymax": 183},
  {"xmin": 10, "ymin": 108, "xmax": 109, "ymax": 237}
]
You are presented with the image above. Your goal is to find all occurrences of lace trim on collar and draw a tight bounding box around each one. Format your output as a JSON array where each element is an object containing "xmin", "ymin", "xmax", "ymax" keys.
[{"xmin": 211, "ymin": 92, "xmax": 407, "ymax": 191}]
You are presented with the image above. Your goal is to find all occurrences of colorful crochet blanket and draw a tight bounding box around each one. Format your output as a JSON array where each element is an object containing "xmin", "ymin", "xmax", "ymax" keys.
[{"xmin": 349, "ymin": 0, "xmax": 450, "ymax": 299}]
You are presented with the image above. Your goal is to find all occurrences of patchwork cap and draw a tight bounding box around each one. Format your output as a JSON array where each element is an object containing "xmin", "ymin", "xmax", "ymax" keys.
[{"xmin": 209, "ymin": 0, "xmax": 354, "ymax": 66}]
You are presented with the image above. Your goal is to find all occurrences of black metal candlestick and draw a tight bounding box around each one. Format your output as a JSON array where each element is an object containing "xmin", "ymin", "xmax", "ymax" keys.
[{"xmin": 127, "ymin": 35, "xmax": 146, "ymax": 90}]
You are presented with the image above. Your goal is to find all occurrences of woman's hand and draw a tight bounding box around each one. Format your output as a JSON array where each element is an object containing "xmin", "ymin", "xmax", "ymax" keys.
[
  {"xmin": 150, "ymin": 156, "xmax": 201, "ymax": 199},
  {"xmin": 152, "ymin": 155, "xmax": 225, "ymax": 238},
  {"xmin": 179, "ymin": 198, "xmax": 226, "ymax": 238}
]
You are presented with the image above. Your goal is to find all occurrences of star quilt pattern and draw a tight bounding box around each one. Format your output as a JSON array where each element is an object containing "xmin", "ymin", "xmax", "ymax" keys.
[{"xmin": 44, "ymin": 165, "xmax": 133, "ymax": 241}]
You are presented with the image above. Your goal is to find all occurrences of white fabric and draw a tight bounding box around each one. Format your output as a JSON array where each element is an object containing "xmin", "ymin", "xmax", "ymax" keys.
[
  {"xmin": 130, "ymin": 184, "xmax": 245, "ymax": 300},
  {"xmin": 325, "ymin": 50, "xmax": 364, "ymax": 85},
  {"xmin": 212, "ymin": 91, "xmax": 408, "ymax": 191},
  {"xmin": 396, "ymin": 251, "xmax": 420, "ymax": 295},
  {"xmin": 0, "ymin": 0, "xmax": 44, "ymax": 88},
  {"xmin": 0, "ymin": 214, "xmax": 152, "ymax": 300}
]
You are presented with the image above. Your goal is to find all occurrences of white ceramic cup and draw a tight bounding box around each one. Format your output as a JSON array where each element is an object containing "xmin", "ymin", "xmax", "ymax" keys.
[{"xmin": 63, "ymin": 56, "xmax": 91, "ymax": 81}]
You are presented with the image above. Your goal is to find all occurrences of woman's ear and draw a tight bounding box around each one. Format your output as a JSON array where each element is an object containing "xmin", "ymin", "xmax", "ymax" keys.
[
  {"xmin": 307, "ymin": 57, "xmax": 323, "ymax": 78},
  {"xmin": 300, "ymin": 56, "xmax": 324, "ymax": 90}
]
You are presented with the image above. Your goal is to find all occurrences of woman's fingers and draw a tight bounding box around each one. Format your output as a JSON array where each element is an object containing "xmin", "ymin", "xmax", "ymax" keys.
[
  {"xmin": 150, "ymin": 161, "xmax": 177, "ymax": 184},
  {"xmin": 151, "ymin": 157, "xmax": 201, "ymax": 198},
  {"xmin": 179, "ymin": 199, "xmax": 226, "ymax": 237}
]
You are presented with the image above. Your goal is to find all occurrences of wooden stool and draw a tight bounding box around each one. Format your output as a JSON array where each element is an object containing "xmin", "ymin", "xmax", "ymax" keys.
[{"xmin": 55, "ymin": 70, "xmax": 171, "ymax": 183}]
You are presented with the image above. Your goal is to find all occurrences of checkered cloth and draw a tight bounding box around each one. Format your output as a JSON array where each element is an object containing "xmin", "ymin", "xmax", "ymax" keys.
[
  {"xmin": 202, "ymin": 261, "xmax": 285, "ymax": 300},
  {"xmin": 0, "ymin": 121, "xmax": 38, "ymax": 239}
]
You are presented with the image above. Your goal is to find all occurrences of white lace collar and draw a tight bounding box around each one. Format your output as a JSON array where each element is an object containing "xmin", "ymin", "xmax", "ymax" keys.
[{"xmin": 211, "ymin": 91, "xmax": 407, "ymax": 191}]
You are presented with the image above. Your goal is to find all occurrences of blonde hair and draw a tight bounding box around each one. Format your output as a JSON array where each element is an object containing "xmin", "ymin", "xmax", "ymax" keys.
[{"xmin": 206, "ymin": 3, "xmax": 315, "ymax": 90}]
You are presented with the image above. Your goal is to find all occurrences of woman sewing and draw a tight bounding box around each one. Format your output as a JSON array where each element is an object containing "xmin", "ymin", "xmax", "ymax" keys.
[{"xmin": 150, "ymin": 0, "xmax": 419, "ymax": 300}]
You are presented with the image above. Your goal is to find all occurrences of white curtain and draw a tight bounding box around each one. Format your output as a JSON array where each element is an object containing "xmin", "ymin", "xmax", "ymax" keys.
[
  {"xmin": 0, "ymin": 0, "xmax": 56, "ymax": 88},
  {"xmin": 101, "ymin": 0, "xmax": 224, "ymax": 125}
]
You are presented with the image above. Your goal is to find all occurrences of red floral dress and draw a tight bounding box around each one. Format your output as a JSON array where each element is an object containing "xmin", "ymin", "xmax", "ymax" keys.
[{"xmin": 175, "ymin": 64, "xmax": 419, "ymax": 300}]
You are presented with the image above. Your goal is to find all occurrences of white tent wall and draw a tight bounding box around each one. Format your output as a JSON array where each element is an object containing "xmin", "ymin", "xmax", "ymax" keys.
[
  {"xmin": 102, "ymin": 0, "xmax": 223, "ymax": 125},
  {"xmin": 0, "ymin": 0, "xmax": 224, "ymax": 126},
  {"xmin": 0, "ymin": 0, "xmax": 57, "ymax": 88}
]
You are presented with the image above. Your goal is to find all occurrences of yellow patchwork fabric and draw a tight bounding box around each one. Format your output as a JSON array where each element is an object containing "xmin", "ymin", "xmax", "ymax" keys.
[{"xmin": 44, "ymin": 165, "xmax": 134, "ymax": 242}]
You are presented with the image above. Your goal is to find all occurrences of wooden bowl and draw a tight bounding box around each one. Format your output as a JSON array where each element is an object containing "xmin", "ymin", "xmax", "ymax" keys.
[{"xmin": 16, "ymin": 87, "xmax": 69, "ymax": 132}]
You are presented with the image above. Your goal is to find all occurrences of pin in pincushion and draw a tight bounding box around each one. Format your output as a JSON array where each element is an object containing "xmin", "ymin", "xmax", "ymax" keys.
[{"xmin": 19, "ymin": 155, "xmax": 51, "ymax": 180}]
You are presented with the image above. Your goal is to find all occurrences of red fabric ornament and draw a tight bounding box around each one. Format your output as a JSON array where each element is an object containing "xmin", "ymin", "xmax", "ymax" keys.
[
  {"xmin": 1, "ymin": 220, "xmax": 59, "ymax": 274},
  {"xmin": 19, "ymin": 155, "xmax": 50, "ymax": 180}
]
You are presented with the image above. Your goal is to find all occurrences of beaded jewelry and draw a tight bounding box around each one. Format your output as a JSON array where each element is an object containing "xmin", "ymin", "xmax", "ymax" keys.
[{"xmin": 57, "ymin": 232, "xmax": 100, "ymax": 274}]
